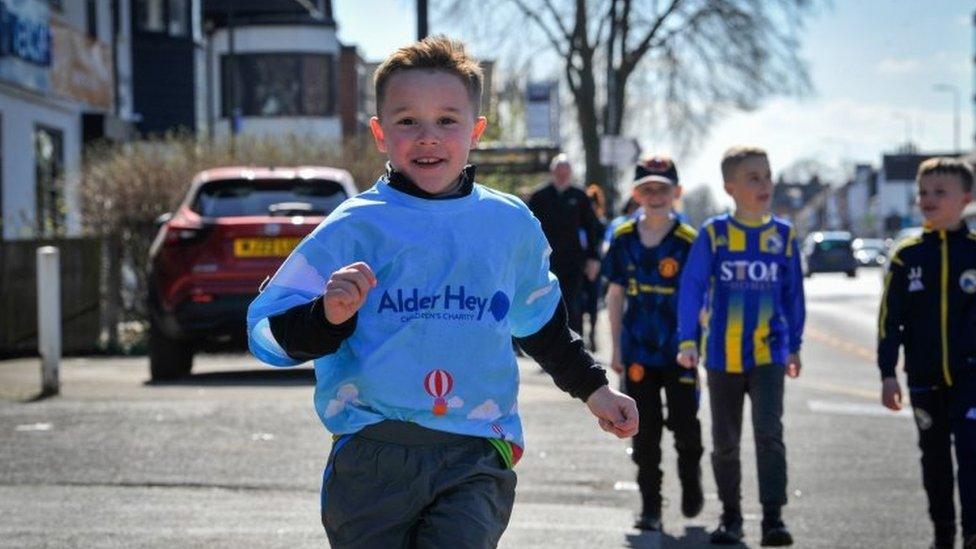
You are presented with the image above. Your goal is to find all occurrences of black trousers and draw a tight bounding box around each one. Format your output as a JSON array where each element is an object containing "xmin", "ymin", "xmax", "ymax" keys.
[
  {"xmin": 624, "ymin": 365, "xmax": 703, "ymax": 512},
  {"xmin": 551, "ymin": 262, "xmax": 585, "ymax": 335},
  {"xmin": 909, "ymin": 372, "xmax": 976, "ymax": 537}
]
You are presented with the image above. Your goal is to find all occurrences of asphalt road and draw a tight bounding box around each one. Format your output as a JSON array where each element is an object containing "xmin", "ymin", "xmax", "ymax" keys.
[{"xmin": 0, "ymin": 268, "xmax": 937, "ymax": 548}]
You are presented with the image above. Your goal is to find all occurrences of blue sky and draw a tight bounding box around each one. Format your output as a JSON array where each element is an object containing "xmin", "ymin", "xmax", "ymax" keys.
[{"xmin": 334, "ymin": 1, "xmax": 974, "ymax": 204}]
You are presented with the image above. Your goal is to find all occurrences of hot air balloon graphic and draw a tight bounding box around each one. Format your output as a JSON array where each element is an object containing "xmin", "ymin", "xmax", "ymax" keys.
[{"xmin": 424, "ymin": 369, "xmax": 454, "ymax": 416}]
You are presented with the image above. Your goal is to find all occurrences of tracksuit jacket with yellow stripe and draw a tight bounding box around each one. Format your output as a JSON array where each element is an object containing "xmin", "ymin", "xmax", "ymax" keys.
[{"xmin": 877, "ymin": 225, "xmax": 976, "ymax": 387}]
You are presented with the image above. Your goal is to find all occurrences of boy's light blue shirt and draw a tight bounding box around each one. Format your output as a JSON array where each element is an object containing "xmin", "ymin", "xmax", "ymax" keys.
[{"xmin": 247, "ymin": 178, "xmax": 562, "ymax": 449}]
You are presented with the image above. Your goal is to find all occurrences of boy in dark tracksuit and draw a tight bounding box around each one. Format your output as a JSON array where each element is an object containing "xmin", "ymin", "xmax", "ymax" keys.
[
  {"xmin": 878, "ymin": 157, "xmax": 976, "ymax": 549},
  {"xmin": 603, "ymin": 157, "xmax": 704, "ymax": 531}
]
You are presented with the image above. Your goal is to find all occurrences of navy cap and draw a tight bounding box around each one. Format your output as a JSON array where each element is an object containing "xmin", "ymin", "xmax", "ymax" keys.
[{"xmin": 633, "ymin": 156, "xmax": 679, "ymax": 187}]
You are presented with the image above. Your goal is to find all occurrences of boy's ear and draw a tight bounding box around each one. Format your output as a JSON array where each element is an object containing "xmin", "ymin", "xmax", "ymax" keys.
[
  {"xmin": 469, "ymin": 116, "xmax": 488, "ymax": 148},
  {"xmin": 672, "ymin": 185, "xmax": 683, "ymax": 200},
  {"xmin": 369, "ymin": 117, "xmax": 387, "ymax": 153}
]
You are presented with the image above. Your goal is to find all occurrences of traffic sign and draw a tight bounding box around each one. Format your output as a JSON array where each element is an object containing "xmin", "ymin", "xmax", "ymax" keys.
[{"xmin": 600, "ymin": 135, "xmax": 641, "ymax": 166}]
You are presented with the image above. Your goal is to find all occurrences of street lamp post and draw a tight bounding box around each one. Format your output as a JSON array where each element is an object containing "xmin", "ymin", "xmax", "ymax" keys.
[{"xmin": 933, "ymin": 83, "xmax": 960, "ymax": 152}]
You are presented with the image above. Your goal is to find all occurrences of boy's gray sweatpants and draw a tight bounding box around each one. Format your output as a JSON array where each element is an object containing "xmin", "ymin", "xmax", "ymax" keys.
[
  {"xmin": 322, "ymin": 420, "xmax": 517, "ymax": 549},
  {"xmin": 707, "ymin": 364, "xmax": 787, "ymax": 515}
]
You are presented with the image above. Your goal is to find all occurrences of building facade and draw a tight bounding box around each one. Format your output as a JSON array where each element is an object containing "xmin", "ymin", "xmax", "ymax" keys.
[{"xmin": 0, "ymin": 0, "xmax": 132, "ymax": 240}]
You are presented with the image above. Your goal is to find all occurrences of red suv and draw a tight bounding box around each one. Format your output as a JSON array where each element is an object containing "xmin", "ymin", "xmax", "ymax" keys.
[{"xmin": 147, "ymin": 166, "xmax": 357, "ymax": 380}]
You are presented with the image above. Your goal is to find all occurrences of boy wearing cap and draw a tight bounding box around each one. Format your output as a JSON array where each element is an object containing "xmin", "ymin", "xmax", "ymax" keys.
[
  {"xmin": 677, "ymin": 146, "xmax": 805, "ymax": 546},
  {"xmin": 603, "ymin": 156, "xmax": 704, "ymax": 531}
]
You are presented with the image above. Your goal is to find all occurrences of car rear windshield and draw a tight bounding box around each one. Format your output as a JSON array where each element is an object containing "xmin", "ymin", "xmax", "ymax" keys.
[
  {"xmin": 816, "ymin": 239, "xmax": 851, "ymax": 251},
  {"xmin": 191, "ymin": 178, "xmax": 349, "ymax": 217}
]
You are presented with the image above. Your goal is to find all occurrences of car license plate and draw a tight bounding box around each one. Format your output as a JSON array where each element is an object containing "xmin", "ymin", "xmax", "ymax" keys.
[{"xmin": 233, "ymin": 237, "xmax": 301, "ymax": 258}]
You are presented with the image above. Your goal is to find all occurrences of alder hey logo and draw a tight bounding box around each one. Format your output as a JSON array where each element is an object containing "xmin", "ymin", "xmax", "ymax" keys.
[
  {"xmin": 908, "ymin": 266, "xmax": 924, "ymax": 292},
  {"xmin": 378, "ymin": 285, "xmax": 511, "ymax": 323}
]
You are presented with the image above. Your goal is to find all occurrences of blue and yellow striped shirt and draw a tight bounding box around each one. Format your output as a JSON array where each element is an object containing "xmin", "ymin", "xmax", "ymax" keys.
[{"xmin": 677, "ymin": 214, "xmax": 805, "ymax": 373}]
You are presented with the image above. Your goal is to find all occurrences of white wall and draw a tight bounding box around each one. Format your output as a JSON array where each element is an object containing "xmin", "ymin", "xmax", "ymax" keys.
[
  {"xmin": 208, "ymin": 25, "xmax": 341, "ymax": 140},
  {"xmin": 0, "ymin": 86, "xmax": 82, "ymax": 240},
  {"xmin": 877, "ymin": 174, "xmax": 917, "ymax": 224}
]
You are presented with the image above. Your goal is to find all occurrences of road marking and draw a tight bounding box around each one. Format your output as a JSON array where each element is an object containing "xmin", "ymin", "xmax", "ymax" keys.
[
  {"xmin": 806, "ymin": 327, "xmax": 876, "ymax": 361},
  {"xmin": 507, "ymin": 502, "xmax": 638, "ymax": 533},
  {"xmin": 15, "ymin": 423, "xmax": 52, "ymax": 432},
  {"xmin": 796, "ymin": 380, "xmax": 878, "ymax": 400},
  {"xmin": 807, "ymin": 399, "xmax": 911, "ymax": 418}
]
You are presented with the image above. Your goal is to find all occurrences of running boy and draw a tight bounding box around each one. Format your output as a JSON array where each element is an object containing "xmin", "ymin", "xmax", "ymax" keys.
[
  {"xmin": 877, "ymin": 157, "xmax": 976, "ymax": 549},
  {"xmin": 603, "ymin": 156, "xmax": 704, "ymax": 531},
  {"xmin": 246, "ymin": 36, "xmax": 637, "ymax": 548},
  {"xmin": 677, "ymin": 146, "xmax": 805, "ymax": 546}
]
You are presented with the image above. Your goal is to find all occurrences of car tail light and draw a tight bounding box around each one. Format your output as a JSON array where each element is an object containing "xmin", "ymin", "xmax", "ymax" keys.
[
  {"xmin": 190, "ymin": 290, "xmax": 214, "ymax": 303},
  {"xmin": 161, "ymin": 221, "xmax": 212, "ymax": 246}
]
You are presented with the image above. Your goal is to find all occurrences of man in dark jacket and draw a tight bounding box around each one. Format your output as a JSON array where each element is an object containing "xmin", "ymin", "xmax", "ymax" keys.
[{"xmin": 528, "ymin": 154, "xmax": 603, "ymax": 335}]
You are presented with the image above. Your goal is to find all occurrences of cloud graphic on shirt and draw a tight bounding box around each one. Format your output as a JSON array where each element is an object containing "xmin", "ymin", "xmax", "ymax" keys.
[
  {"xmin": 448, "ymin": 396, "xmax": 464, "ymax": 409},
  {"xmin": 467, "ymin": 399, "xmax": 502, "ymax": 421},
  {"xmin": 271, "ymin": 252, "xmax": 327, "ymax": 293},
  {"xmin": 324, "ymin": 383, "xmax": 361, "ymax": 418},
  {"xmin": 253, "ymin": 318, "xmax": 289, "ymax": 359}
]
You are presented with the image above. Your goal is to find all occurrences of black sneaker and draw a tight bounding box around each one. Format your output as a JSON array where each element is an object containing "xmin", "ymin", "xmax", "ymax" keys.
[
  {"xmin": 634, "ymin": 513, "xmax": 662, "ymax": 531},
  {"xmin": 761, "ymin": 524, "xmax": 793, "ymax": 546},
  {"xmin": 681, "ymin": 479, "xmax": 704, "ymax": 518},
  {"xmin": 710, "ymin": 516, "xmax": 744, "ymax": 545},
  {"xmin": 963, "ymin": 533, "xmax": 976, "ymax": 549}
]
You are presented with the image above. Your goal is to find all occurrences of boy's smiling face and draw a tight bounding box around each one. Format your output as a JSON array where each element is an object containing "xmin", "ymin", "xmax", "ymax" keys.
[
  {"xmin": 632, "ymin": 181, "xmax": 681, "ymax": 217},
  {"xmin": 370, "ymin": 69, "xmax": 487, "ymax": 195},
  {"xmin": 917, "ymin": 172, "xmax": 972, "ymax": 230},
  {"xmin": 724, "ymin": 155, "xmax": 773, "ymax": 217}
]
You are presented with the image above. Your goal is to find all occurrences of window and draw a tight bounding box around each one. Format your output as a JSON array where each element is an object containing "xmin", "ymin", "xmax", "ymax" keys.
[
  {"xmin": 222, "ymin": 54, "xmax": 334, "ymax": 117},
  {"xmin": 34, "ymin": 126, "xmax": 65, "ymax": 237},
  {"xmin": 136, "ymin": 0, "xmax": 165, "ymax": 32},
  {"xmin": 167, "ymin": 0, "xmax": 188, "ymax": 37},
  {"xmin": 135, "ymin": 0, "xmax": 187, "ymax": 36},
  {"xmin": 191, "ymin": 179, "xmax": 349, "ymax": 218},
  {"xmin": 86, "ymin": 0, "xmax": 98, "ymax": 38}
]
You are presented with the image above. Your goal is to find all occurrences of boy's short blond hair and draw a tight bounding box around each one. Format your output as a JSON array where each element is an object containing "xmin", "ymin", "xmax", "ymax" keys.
[
  {"xmin": 721, "ymin": 146, "xmax": 768, "ymax": 181},
  {"xmin": 373, "ymin": 35, "xmax": 483, "ymax": 118},
  {"xmin": 916, "ymin": 157, "xmax": 973, "ymax": 192}
]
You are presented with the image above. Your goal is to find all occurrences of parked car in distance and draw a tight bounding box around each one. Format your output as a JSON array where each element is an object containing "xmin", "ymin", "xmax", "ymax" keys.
[
  {"xmin": 801, "ymin": 231, "xmax": 858, "ymax": 278},
  {"xmin": 147, "ymin": 166, "xmax": 357, "ymax": 381},
  {"xmin": 852, "ymin": 238, "xmax": 887, "ymax": 267}
]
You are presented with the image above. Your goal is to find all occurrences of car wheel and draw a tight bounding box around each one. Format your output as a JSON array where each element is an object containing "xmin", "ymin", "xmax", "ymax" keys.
[
  {"xmin": 846, "ymin": 270, "xmax": 857, "ymax": 278},
  {"xmin": 149, "ymin": 322, "xmax": 193, "ymax": 381}
]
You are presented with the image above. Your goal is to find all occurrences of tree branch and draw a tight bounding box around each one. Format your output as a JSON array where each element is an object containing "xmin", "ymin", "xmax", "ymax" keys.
[
  {"xmin": 620, "ymin": 0, "xmax": 684, "ymax": 73},
  {"xmin": 510, "ymin": 0, "xmax": 571, "ymax": 57}
]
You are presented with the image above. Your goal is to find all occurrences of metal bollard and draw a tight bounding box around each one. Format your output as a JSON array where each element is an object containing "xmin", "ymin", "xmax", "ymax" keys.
[{"xmin": 37, "ymin": 246, "xmax": 60, "ymax": 396}]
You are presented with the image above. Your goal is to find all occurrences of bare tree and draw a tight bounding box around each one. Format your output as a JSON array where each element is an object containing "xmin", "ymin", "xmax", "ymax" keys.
[{"xmin": 435, "ymin": 0, "xmax": 816, "ymax": 200}]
